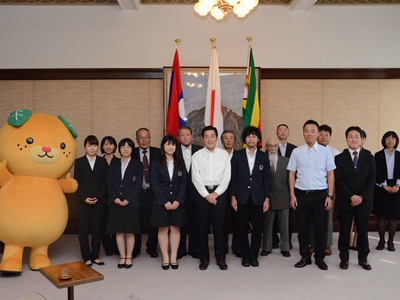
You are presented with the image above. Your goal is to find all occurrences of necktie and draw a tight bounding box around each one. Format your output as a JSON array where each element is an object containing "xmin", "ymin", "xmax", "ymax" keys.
[
  {"xmin": 353, "ymin": 151, "xmax": 358, "ymax": 168},
  {"xmin": 143, "ymin": 150, "xmax": 150, "ymax": 183}
]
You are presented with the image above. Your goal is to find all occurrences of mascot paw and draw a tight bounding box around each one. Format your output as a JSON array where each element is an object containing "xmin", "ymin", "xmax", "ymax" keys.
[
  {"xmin": 59, "ymin": 173, "xmax": 78, "ymax": 193},
  {"xmin": 29, "ymin": 254, "xmax": 51, "ymax": 271},
  {"xmin": 0, "ymin": 253, "xmax": 23, "ymax": 273}
]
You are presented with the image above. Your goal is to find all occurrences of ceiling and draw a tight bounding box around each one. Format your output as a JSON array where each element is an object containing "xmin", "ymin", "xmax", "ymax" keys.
[{"xmin": 1, "ymin": 0, "xmax": 399, "ymax": 8}]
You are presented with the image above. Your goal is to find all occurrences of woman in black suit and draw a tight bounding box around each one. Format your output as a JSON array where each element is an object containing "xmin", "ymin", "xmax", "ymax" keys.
[
  {"xmin": 74, "ymin": 135, "xmax": 109, "ymax": 266},
  {"xmin": 373, "ymin": 131, "xmax": 400, "ymax": 251},
  {"xmin": 150, "ymin": 135, "xmax": 187, "ymax": 270},
  {"xmin": 100, "ymin": 136, "xmax": 119, "ymax": 256},
  {"xmin": 107, "ymin": 138, "xmax": 143, "ymax": 268}
]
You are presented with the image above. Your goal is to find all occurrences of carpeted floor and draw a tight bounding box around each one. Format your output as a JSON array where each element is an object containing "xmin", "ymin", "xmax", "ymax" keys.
[{"xmin": 2, "ymin": 232, "xmax": 399, "ymax": 300}]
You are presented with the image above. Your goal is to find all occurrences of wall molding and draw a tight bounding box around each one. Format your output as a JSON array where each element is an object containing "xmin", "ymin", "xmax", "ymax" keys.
[{"xmin": 1, "ymin": 68, "xmax": 400, "ymax": 81}]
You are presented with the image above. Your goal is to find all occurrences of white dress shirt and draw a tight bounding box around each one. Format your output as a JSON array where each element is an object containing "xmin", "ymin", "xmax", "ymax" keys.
[
  {"xmin": 191, "ymin": 147, "xmax": 231, "ymax": 198},
  {"xmin": 181, "ymin": 144, "xmax": 192, "ymax": 173}
]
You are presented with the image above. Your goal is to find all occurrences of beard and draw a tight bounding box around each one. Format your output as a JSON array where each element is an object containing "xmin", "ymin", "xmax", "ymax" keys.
[{"xmin": 269, "ymin": 153, "xmax": 278, "ymax": 161}]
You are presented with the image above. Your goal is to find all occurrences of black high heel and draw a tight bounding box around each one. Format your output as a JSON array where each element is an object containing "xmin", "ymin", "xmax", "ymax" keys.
[
  {"xmin": 388, "ymin": 241, "xmax": 395, "ymax": 252},
  {"xmin": 125, "ymin": 258, "xmax": 133, "ymax": 269},
  {"xmin": 376, "ymin": 241, "xmax": 385, "ymax": 250},
  {"xmin": 118, "ymin": 258, "xmax": 126, "ymax": 269},
  {"xmin": 171, "ymin": 262, "xmax": 179, "ymax": 270},
  {"xmin": 162, "ymin": 262, "xmax": 170, "ymax": 270}
]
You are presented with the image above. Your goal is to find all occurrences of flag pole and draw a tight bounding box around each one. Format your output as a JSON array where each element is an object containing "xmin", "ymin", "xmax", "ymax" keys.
[
  {"xmin": 175, "ymin": 39, "xmax": 181, "ymax": 49},
  {"xmin": 210, "ymin": 37, "xmax": 216, "ymax": 48}
]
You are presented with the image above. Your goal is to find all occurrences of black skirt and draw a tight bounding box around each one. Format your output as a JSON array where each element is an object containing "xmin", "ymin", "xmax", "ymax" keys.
[
  {"xmin": 106, "ymin": 206, "xmax": 141, "ymax": 234},
  {"xmin": 373, "ymin": 179, "xmax": 400, "ymax": 218},
  {"xmin": 150, "ymin": 201, "xmax": 187, "ymax": 228}
]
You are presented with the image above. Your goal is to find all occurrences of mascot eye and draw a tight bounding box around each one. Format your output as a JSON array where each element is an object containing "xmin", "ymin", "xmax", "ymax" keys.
[
  {"xmin": 26, "ymin": 137, "xmax": 34, "ymax": 144},
  {"xmin": 60, "ymin": 142, "xmax": 66, "ymax": 150}
]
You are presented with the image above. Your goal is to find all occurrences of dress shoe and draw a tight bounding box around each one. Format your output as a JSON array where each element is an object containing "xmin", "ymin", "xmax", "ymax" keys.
[
  {"xmin": 376, "ymin": 241, "xmax": 385, "ymax": 250},
  {"xmin": 162, "ymin": 262, "xmax": 170, "ymax": 270},
  {"xmin": 324, "ymin": 247, "xmax": 332, "ymax": 256},
  {"xmin": 188, "ymin": 252, "xmax": 200, "ymax": 259},
  {"xmin": 260, "ymin": 250, "xmax": 271, "ymax": 256},
  {"xmin": 309, "ymin": 246, "xmax": 315, "ymax": 253},
  {"xmin": 199, "ymin": 260, "xmax": 209, "ymax": 270},
  {"xmin": 241, "ymin": 259, "xmax": 250, "ymax": 267},
  {"xmin": 132, "ymin": 252, "xmax": 139, "ymax": 259},
  {"xmin": 117, "ymin": 258, "xmax": 126, "ymax": 269},
  {"xmin": 315, "ymin": 260, "xmax": 328, "ymax": 270},
  {"xmin": 234, "ymin": 251, "xmax": 242, "ymax": 258},
  {"xmin": 217, "ymin": 261, "xmax": 228, "ymax": 270},
  {"xmin": 358, "ymin": 261, "xmax": 372, "ymax": 270},
  {"xmin": 281, "ymin": 251, "xmax": 291, "ymax": 257},
  {"xmin": 93, "ymin": 260, "xmax": 105, "ymax": 266},
  {"xmin": 171, "ymin": 262, "xmax": 179, "ymax": 270},
  {"xmin": 250, "ymin": 259, "xmax": 259, "ymax": 267},
  {"xmin": 387, "ymin": 241, "xmax": 395, "ymax": 252},
  {"xmin": 85, "ymin": 260, "xmax": 93, "ymax": 267},
  {"xmin": 147, "ymin": 250, "xmax": 158, "ymax": 258},
  {"xmin": 294, "ymin": 258, "xmax": 312, "ymax": 268},
  {"xmin": 339, "ymin": 261, "xmax": 349, "ymax": 270},
  {"xmin": 125, "ymin": 258, "xmax": 133, "ymax": 269}
]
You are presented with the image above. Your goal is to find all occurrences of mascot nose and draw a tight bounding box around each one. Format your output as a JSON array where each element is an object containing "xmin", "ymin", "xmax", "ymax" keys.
[{"xmin": 42, "ymin": 146, "xmax": 52, "ymax": 153}]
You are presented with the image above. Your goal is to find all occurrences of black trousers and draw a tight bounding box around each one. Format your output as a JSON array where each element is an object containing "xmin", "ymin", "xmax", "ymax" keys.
[
  {"xmin": 195, "ymin": 187, "xmax": 228, "ymax": 263},
  {"xmin": 294, "ymin": 189, "xmax": 328, "ymax": 261},
  {"xmin": 230, "ymin": 205, "xmax": 241, "ymax": 254},
  {"xmin": 237, "ymin": 197, "xmax": 263, "ymax": 260},
  {"xmin": 338, "ymin": 209, "xmax": 370, "ymax": 262},
  {"xmin": 77, "ymin": 199, "xmax": 106, "ymax": 262},
  {"xmin": 133, "ymin": 188, "xmax": 158, "ymax": 254},
  {"xmin": 178, "ymin": 183, "xmax": 199, "ymax": 255},
  {"xmin": 101, "ymin": 204, "xmax": 118, "ymax": 254}
]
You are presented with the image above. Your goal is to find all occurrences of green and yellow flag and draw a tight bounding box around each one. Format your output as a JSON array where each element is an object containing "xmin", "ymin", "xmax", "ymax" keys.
[{"xmin": 242, "ymin": 47, "xmax": 262, "ymax": 146}]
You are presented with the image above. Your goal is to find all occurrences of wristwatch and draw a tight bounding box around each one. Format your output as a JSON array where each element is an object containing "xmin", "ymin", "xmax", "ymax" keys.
[{"xmin": 327, "ymin": 195, "xmax": 334, "ymax": 200}]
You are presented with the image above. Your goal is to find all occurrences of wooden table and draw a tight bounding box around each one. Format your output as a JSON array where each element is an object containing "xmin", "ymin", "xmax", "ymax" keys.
[{"xmin": 39, "ymin": 261, "xmax": 104, "ymax": 300}]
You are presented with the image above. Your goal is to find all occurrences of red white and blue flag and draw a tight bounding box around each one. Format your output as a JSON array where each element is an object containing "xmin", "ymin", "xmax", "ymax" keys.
[{"xmin": 166, "ymin": 49, "xmax": 186, "ymax": 140}]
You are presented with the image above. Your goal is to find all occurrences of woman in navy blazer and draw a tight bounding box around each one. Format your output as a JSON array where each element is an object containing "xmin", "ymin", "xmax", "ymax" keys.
[
  {"xmin": 107, "ymin": 138, "xmax": 143, "ymax": 269},
  {"xmin": 373, "ymin": 131, "xmax": 400, "ymax": 251},
  {"xmin": 150, "ymin": 135, "xmax": 187, "ymax": 270}
]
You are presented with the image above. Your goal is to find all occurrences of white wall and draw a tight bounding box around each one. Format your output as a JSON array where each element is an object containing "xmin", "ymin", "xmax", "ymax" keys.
[{"xmin": 0, "ymin": 5, "xmax": 399, "ymax": 69}]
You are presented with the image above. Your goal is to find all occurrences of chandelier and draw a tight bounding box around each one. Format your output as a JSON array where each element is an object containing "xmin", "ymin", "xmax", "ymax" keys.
[{"xmin": 194, "ymin": 0, "xmax": 259, "ymax": 20}]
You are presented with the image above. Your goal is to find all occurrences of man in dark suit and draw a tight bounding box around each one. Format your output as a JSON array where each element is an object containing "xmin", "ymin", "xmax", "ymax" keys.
[
  {"xmin": 176, "ymin": 126, "xmax": 202, "ymax": 259},
  {"xmin": 230, "ymin": 126, "xmax": 271, "ymax": 267},
  {"xmin": 74, "ymin": 135, "xmax": 109, "ymax": 266},
  {"xmin": 276, "ymin": 124, "xmax": 296, "ymax": 158},
  {"xmin": 275, "ymin": 123, "xmax": 297, "ymax": 249},
  {"xmin": 261, "ymin": 137, "xmax": 291, "ymax": 257},
  {"xmin": 132, "ymin": 128, "xmax": 161, "ymax": 258},
  {"xmin": 335, "ymin": 126, "xmax": 376, "ymax": 270}
]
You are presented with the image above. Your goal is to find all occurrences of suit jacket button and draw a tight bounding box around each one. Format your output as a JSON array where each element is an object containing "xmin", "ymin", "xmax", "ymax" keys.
[
  {"xmin": 170, "ymin": 192, "xmax": 173, "ymax": 194},
  {"xmin": 250, "ymin": 178, "xmax": 252, "ymax": 181},
  {"xmin": 248, "ymin": 186, "xmax": 251, "ymax": 189}
]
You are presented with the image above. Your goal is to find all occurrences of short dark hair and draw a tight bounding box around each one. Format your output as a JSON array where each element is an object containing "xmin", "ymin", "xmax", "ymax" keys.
[
  {"xmin": 100, "ymin": 136, "xmax": 117, "ymax": 154},
  {"xmin": 136, "ymin": 127, "xmax": 150, "ymax": 138},
  {"xmin": 159, "ymin": 135, "xmax": 182, "ymax": 168},
  {"xmin": 84, "ymin": 135, "xmax": 98, "ymax": 146},
  {"xmin": 345, "ymin": 126, "xmax": 362, "ymax": 137},
  {"xmin": 201, "ymin": 126, "xmax": 218, "ymax": 138},
  {"xmin": 303, "ymin": 120, "xmax": 319, "ymax": 131},
  {"xmin": 118, "ymin": 138, "xmax": 135, "ymax": 156},
  {"xmin": 319, "ymin": 124, "xmax": 332, "ymax": 136},
  {"xmin": 276, "ymin": 124, "xmax": 289, "ymax": 131},
  {"xmin": 381, "ymin": 131, "xmax": 399, "ymax": 149},
  {"xmin": 178, "ymin": 126, "xmax": 193, "ymax": 136},
  {"xmin": 242, "ymin": 126, "xmax": 262, "ymax": 142},
  {"xmin": 360, "ymin": 129, "xmax": 367, "ymax": 139},
  {"xmin": 221, "ymin": 129, "xmax": 235, "ymax": 141}
]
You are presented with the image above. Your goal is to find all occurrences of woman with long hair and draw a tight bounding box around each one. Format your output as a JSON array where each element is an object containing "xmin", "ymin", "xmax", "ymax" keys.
[{"xmin": 150, "ymin": 135, "xmax": 187, "ymax": 270}]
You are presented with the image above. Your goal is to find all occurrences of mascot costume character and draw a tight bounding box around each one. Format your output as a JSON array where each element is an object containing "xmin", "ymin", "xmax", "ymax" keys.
[{"xmin": 0, "ymin": 109, "xmax": 78, "ymax": 273}]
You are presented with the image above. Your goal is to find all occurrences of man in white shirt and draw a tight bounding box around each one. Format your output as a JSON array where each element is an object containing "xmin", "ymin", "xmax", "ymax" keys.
[
  {"xmin": 192, "ymin": 126, "xmax": 231, "ymax": 271},
  {"xmin": 287, "ymin": 120, "xmax": 335, "ymax": 270}
]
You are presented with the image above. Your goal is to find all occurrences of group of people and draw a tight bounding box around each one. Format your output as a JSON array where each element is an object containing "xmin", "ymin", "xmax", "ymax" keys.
[{"xmin": 73, "ymin": 121, "xmax": 400, "ymax": 272}]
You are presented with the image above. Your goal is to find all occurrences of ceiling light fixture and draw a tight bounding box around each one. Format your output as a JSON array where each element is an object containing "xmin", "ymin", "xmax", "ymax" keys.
[{"xmin": 194, "ymin": 0, "xmax": 259, "ymax": 20}]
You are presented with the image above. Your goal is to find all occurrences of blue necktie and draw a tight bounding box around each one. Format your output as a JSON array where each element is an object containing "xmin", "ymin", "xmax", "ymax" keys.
[{"xmin": 353, "ymin": 151, "xmax": 358, "ymax": 168}]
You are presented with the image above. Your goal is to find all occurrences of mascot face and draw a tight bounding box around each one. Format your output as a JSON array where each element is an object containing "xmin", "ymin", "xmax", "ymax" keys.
[{"xmin": 0, "ymin": 109, "xmax": 78, "ymax": 178}]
